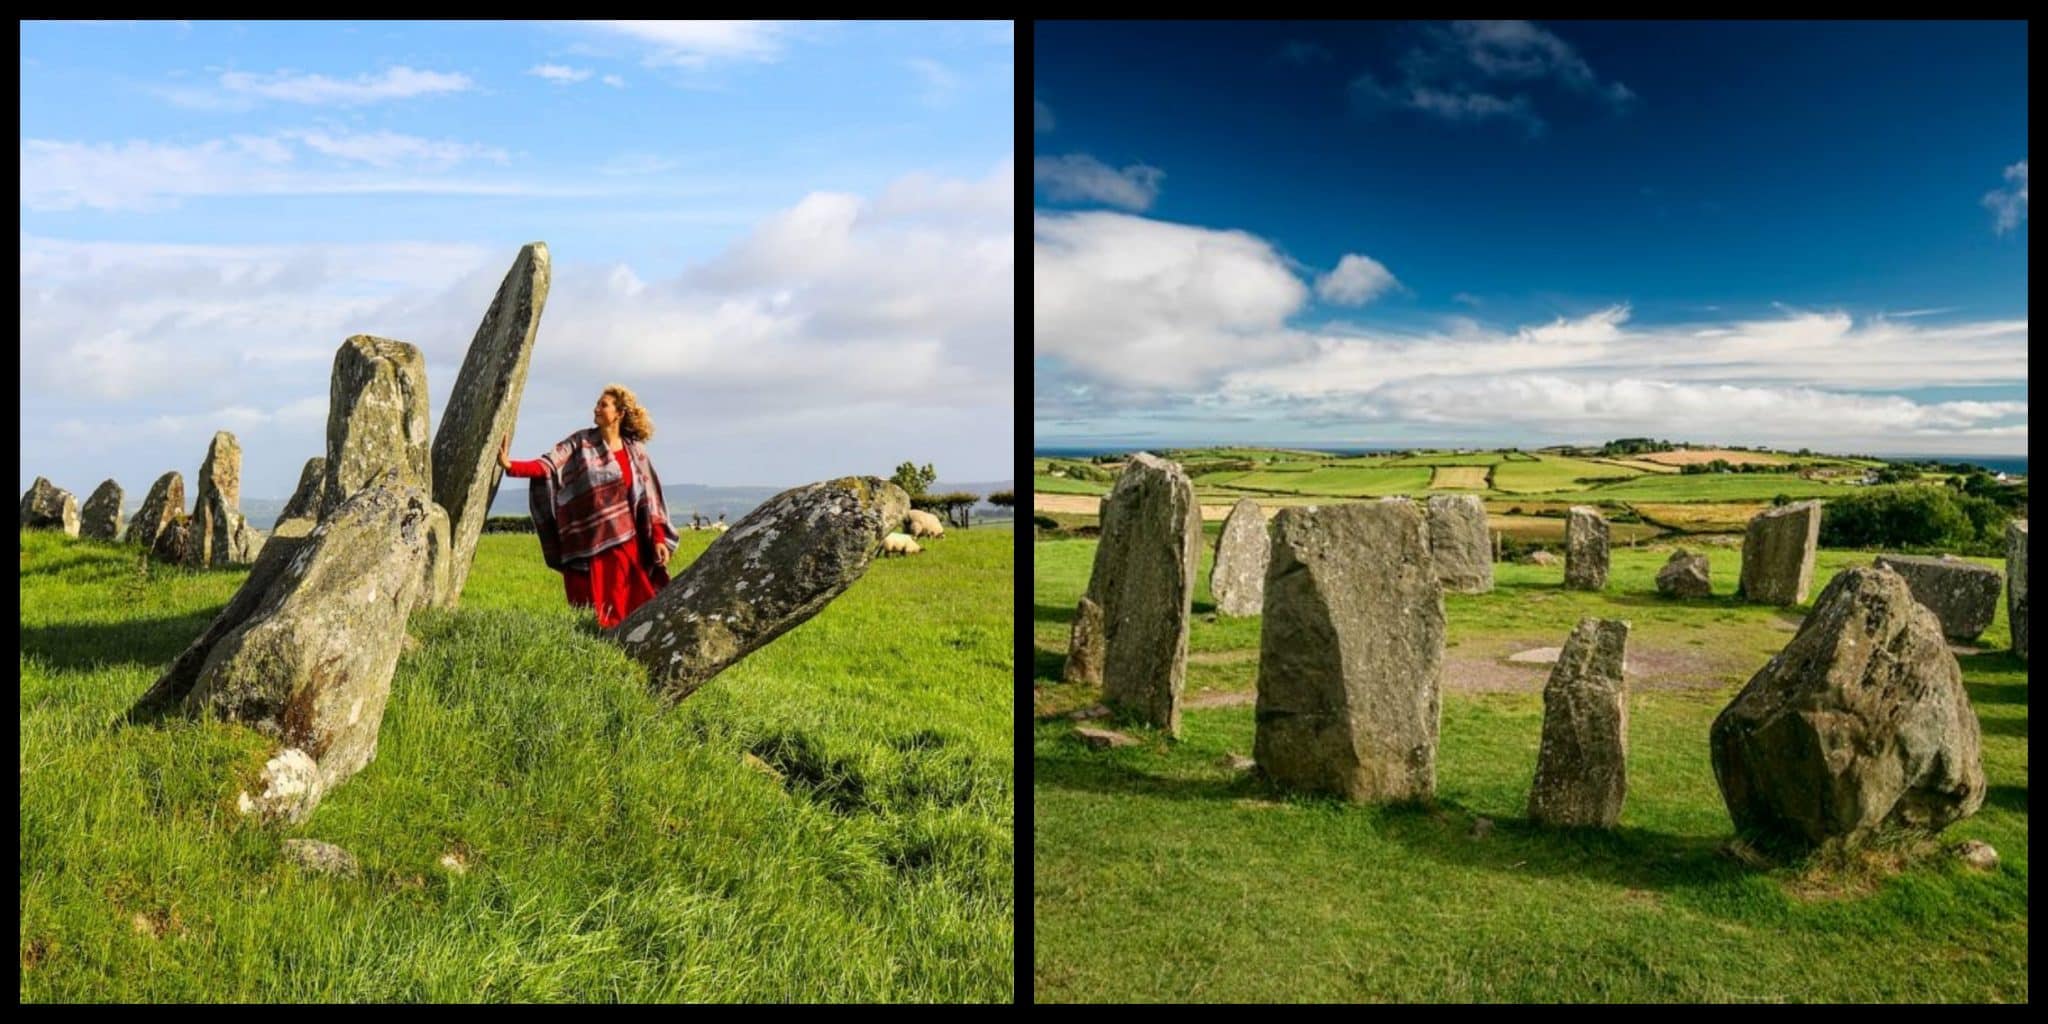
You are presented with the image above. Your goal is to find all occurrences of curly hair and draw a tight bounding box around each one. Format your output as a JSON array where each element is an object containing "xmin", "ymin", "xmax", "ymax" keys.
[{"xmin": 601, "ymin": 383, "xmax": 655, "ymax": 442}]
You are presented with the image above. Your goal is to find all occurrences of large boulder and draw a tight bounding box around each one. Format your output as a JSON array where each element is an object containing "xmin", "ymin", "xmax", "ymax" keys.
[
  {"xmin": 608, "ymin": 477, "xmax": 907, "ymax": 702},
  {"xmin": 1210, "ymin": 497, "xmax": 1270, "ymax": 617},
  {"xmin": 1254, "ymin": 499, "xmax": 1445, "ymax": 802},
  {"xmin": 1062, "ymin": 491, "xmax": 1117, "ymax": 685},
  {"xmin": 2009, "ymin": 520, "xmax": 2027, "ymax": 661},
  {"xmin": 1874, "ymin": 554, "xmax": 2003, "ymax": 641},
  {"xmin": 130, "ymin": 471, "xmax": 185, "ymax": 550},
  {"xmin": 20, "ymin": 477, "xmax": 79, "ymax": 536},
  {"xmin": 1738, "ymin": 500, "xmax": 1821, "ymax": 605},
  {"xmin": 1564, "ymin": 506, "xmax": 1609, "ymax": 590},
  {"xmin": 321, "ymin": 336, "xmax": 431, "ymax": 519},
  {"xmin": 79, "ymin": 479, "xmax": 123, "ymax": 541},
  {"xmin": 187, "ymin": 431, "xmax": 242, "ymax": 567},
  {"xmin": 1425, "ymin": 494, "xmax": 1494, "ymax": 594},
  {"xmin": 278, "ymin": 457, "xmax": 327, "ymax": 523},
  {"xmin": 134, "ymin": 480, "xmax": 431, "ymax": 798},
  {"xmin": 1655, "ymin": 549, "xmax": 1713, "ymax": 598},
  {"xmin": 1709, "ymin": 565, "xmax": 1986, "ymax": 848},
  {"xmin": 1528, "ymin": 618, "xmax": 1630, "ymax": 828},
  {"xmin": 428, "ymin": 243, "xmax": 550, "ymax": 606},
  {"xmin": 1094, "ymin": 454, "xmax": 1200, "ymax": 736}
]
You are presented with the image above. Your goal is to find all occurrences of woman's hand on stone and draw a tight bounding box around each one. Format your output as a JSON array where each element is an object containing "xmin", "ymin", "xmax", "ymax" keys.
[{"xmin": 498, "ymin": 436, "xmax": 512, "ymax": 470}]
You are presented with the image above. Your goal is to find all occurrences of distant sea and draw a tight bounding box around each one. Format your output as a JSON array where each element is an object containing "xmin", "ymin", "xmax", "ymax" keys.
[{"xmin": 1871, "ymin": 454, "xmax": 2028, "ymax": 477}]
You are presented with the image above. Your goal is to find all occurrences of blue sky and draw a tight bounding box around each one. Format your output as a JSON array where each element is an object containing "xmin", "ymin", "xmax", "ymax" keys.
[
  {"xmin": 22, "ymin": 19, "xmax": 1013, "ymax": 502},
  {"xmin": 1034, "ymin": 20, "xmax": 2028, "ymax": 454}
]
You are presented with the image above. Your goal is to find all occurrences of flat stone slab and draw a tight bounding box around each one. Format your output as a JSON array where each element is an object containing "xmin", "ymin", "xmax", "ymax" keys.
[
  {"xmin": 1074, "ymin": 726, "xmax": 1140, "ymax": 749},
  {"xmin": 1507, "ymin": 647, "xmax": 1562, "ymax": 664}
]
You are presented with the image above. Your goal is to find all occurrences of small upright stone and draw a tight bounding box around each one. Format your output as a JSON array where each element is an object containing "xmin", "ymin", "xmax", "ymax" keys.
[
  {"xmin": 1874, "ymin": 554, "xmax": 2004, "ymax": 641},
  {"xmin": 1655, "ymin": 549, "xmax": 1713, "ymax": 598},
  {"xmin": 19, "ymin": 477, "xmax": 79, "ymax": 537},
  {"xmin": 2008, "ymin": 520, "xmax": 2027, "ymax": 661},
  {"xmin": 1062, "ymin": 594, "xmax": 1105, "ymax": 685},
  {"xmin": 1210, "ymin": 497, "xmax": 1271, "ymax": 616},
  {"xmin": 130, "ymin": 471, "xmax": 185, "ymax": 550},
  {"xmin": 1095, "ymin": 454, "xmax": 1201, "ymax": 737},
  {"xmin": 1425, "ymin": 494, "xmax": 1494, "ymax": 594},
  {"xmin": 1564, "ymin": 506, "xmax": 1609, "ymax": 590},
  {"xmin": 1739, "ymin": 500, "xmax": 1822, "ymax": 605},
  {"xmin": 151, "ymin": 514, "xmax": 194, "ymax": 564},
  {"xmin": 188, "ymin": 431, "xmax": 242, "ymax": 567},
  {"xmin": 79, "ymin": 479, "xmax": 124, "ymax": 541},
  {"xmin": 1528, "ymin": 618, "xmax": 1631, "ymax": 828}
]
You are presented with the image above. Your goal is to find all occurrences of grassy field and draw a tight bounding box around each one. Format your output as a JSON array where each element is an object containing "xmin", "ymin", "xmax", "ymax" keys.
[
  {"xmin": 1491, "ymin": 456, "xmax": 1644, "ymax": 493},
  {"xmin": 21, "ymin": 525, "xmax": 1013, "ymax": 1002},
  {"xmin": 1221, "ymin": 467, "xmax": 1436, "ymax": 497},
  {"xmin": 1033, "ymin": 535, "xmax": 2027, "ymax": 1002},
  {"xmin": 1429, "ymin": 466, "xmax": 1492, "ymax": 490}
]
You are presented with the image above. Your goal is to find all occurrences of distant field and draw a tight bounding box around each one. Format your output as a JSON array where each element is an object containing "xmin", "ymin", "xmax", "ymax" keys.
[
  {"xmin": 1487, "ymin": 514, "xmax": 1664, "ymax": 544},
  {"xmin": 1224, "ymin": 466, "xmax": 1435, "ymax": 497},
  {"xmin": 1593, "ymin": 457, "xmax": 1682, "ymax": 474},
  {"xmin": 1630, "ymin": 501, "xmax": 1773, "ymax": 534},
  {"xmin": 1383, "ymin": 452, "xmax": 1507, "ymax": 467},
  {"xmin": 1638, "ymin": 449, "xmax": 1789, "ymax": 467},
  {"xmin": 1033, "ymin": 473, "xmax": 1108, "ymax": 496},
  {"xmin": 1491, "ymin": 456, "xmax": 1643, "ymax": 494},
  {"xmin": 1555, "ymin": 474, "xmax": 1853, "ymax": 503},
  {"xmin": 1429, "ymin": 466, "xmax": 1492, "ymax": 490}
]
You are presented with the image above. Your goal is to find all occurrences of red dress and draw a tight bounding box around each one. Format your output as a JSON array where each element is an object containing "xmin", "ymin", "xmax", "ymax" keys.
[{"xmin": 507, "ymin": 450, "xmax": 667, "ymax": 628}]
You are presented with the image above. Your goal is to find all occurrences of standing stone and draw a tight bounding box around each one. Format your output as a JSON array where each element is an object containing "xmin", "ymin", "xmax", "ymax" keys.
[
  {"xmin": 1425, "ymin": 494, "xmax": 1494, "ymax": 594},
  {"xmin": 278, "ymin": 457, "xmax": 327, "ymax": 523},
  {"xmin": 19, "ymin": 477, "xmax": 80, "ymax": 536},
  {"xmin": 1710, "ymin": 565, "xmax": 1986, "ymax": 848},
  {"xmin": 79, "ymin": 479, "xmax": 123, "ymax": 541},
  {"xmin": 429, "ymin": 243, "xmax": 551, "ymax": 607},
  {"xmin": 1062, "ymin": 491, "xmax": 1118, "ymax": 685},
  {"xmin": 1528, "ymin": 618, "xmax": 1631, "ymax": 828},
  {"xmin": 130, "ymin": 472, "xmax": 185, "ymax": 550},
  {"xmin": 1211, "ymin": 498, "xmax": 1271, "ymax": 616},
  {"xmin": 608, "ymin": 477, "xmax": 908, "ymax": 702},
  {"xmin": 1874, "ymin": 554, "xmax": 2004, "ymax": 641},
  {"xmin": 151, "ymin": 514, "xmax": 194, "ymax": 565},
  {"xmin": 321, "ymin": 336, "xmax": 431, "ymax": 519},
  {"xmin": 1738, "ymin": 500, "xmax": 1822, "ymax": 605},
  {"xmin": 1096, "ymin": 454, "xmax": 1201, "ymax": 737},
  {"xmin": 417, "ymin": 502, "xmax": 454, "ymax": 611},
  {"xmin": 1655, "ymin": 549, "xmax": 1713, "ymax": 598},
  {"xmin": 1254, "ymin": 500, "xmax": 1445, "ymax": 802},
  {"xmin": 188, "ymin": 431, "xmax": 242, "ymax": 567},
  {"xmin": 1564, "ymin": 506, "xmax": 1609, "ymax": 590},
  {"xmin": 2008, "ymin": 520, "xmax": 2027, "ymax": 661}
]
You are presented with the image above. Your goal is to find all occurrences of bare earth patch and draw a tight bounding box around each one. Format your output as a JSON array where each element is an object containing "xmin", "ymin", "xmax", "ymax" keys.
[
  {"xmin": 1638, "ymin": 449, "xmax": 1788, "ymax": 467},
  {"xmin": 1429, "ymin": 466, "xmax": 1491, "ymax": 489}
]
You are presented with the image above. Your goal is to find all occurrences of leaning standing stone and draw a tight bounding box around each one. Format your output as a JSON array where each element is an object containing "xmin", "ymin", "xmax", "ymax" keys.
[
  {"xmin": 1874, "ymin": 554, "xmax": 2004, "ymax": 641},
  {"xmin": 130, "ymin": 471, "xmax": 185, "ymax": 550},
  {"xmin": 1255, "ymin": 500, "xmax": 1445, "ymax": 802},
  {"xmin": 1211, "ymin": 497, "xmax": 1271, "ymax": 616},
  {"xmin": 19, "ymin": 477, "xmax": 80, "ymax": 537},
  {"xmin": 1738, "ymin": 500, "xmax": 1822, "ymax": 605},
  {"xmin": 2009, "ymin": 520, "xmax": 2028, "ymax": 661},
  {"xmin": 1425, "ymin": 494, "xmax": 1494, "ymax": 594},
  {"xmin": 1096, "ymin": 454, "xmax": 1201, "ymax": 737},
  {"xmin": 1710, "ymin": 565, "xmax": 1986, "ymax": 848},
  {"xmin": 321, "ymin": 336, "xmax": 431, "ymax": 518},
  {"xmin": 1655, "ymin": 549, "xmax": 1713, "ymax": 598},
  {"xmin": 1564, "ymin": 506, "xmax": 1609, "ymax": 590},
  {"xmin": 429, "ymin": 242, "xmax": 550, "ymax": 606},
  {"xmin": 79, "ymin": 479, "xmax": 123, "ymax": 541},
  {"xmin": 608, "ymin": 477, "xmax": 908, "ymax": 702},
  {"xmin": 1528, "ymin": 618, "xmax": 1631, "ymax": 828},
  {"xmin": 187, "ymin": 431, "xmax": 242, "ymax": 567}
]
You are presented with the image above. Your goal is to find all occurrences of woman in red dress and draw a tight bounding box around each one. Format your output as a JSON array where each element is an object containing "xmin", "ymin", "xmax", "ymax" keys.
[{"xmin": 498, "ymin": 384, "xmax": 681, "ymax": 629}]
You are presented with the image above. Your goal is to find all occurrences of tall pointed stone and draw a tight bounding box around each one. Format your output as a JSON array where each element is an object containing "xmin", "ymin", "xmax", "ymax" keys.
[
  {"xmin": 278, "ymin": 457, "xmax": 327, "ymax": 523},
  {"xmin": 1096, "ymin": 454, "xmax": 1200, "ymax": 737},
  {"xmin": 430, "ymin": 242, "xmax": 551, "ymax": 607},
  {"xmin": 1564, "ymin": 506, "xmax": 1609, "ymax": 590},
  {"xmin": 79, "ymin": 479, "xmax": 124, "ymax": 541},
  {"xmin": 1426, "ymin": 493, "xmax": 1494, "ymax": 594},
  {"xmin": 1528, "ymin": 618, "xmax": 1630, "ymax": 828},
  {"xmin": 130, "ymin": 472, "xmax": 185, "ymax": 550},
  {"xmin": 187, "ymin": 432, "xmax": 242, "ymax": 567},
  {"xmin": 1738, "ymin": 500, "xmax": 1822, "ymax": 605},
  {"xmin": 321, "ymin": 336, "xmax": 431, "ymax": 519},
  {"xmin": 2009, "ymin": 520, "xmax": 2028, "ymax": 661},
  {"xmin": 1210, "ymin": 497, "xmax": 1270, "ymax": 617}
]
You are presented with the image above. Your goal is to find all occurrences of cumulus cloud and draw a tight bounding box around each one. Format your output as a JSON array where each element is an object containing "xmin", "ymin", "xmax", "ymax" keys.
[
  {"xmin": 1349, "ymin": 20, "xmax": 1632, "ymax": 136},
  {"xmin": 1984, "ymin": 159, "xmax": 2027, "ymax": 234},
  {"xmin": 529, "ymin": 63, "xmax": 594, "ymax": 83},
  {"xmin": 284, "ymin": 130, "xmax": 509, "ymax": 170},
  {"xmin": 1033, "ymin": 153, "xmax": 1164, "ymax": 211},
  {"xmin": 602, "ymin": 74, "xmax": 627, "ymax": 87},
  {"xmin": 1315, "ymin": 253, "xmax": 1401, "ymax": 306},
  {"xmin": 584, "ymin": 20, "xmax": 788, "ymax": 68},
  {"xmin": 216, "ymin": 65, "xmax": 474, "ymax": 105}
]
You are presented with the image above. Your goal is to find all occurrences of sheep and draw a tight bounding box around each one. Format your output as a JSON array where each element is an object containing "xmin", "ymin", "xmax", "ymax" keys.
[
  {"xmin": 905, "ymin": 509, "xmax": 945, "ymax": 539},
  {"xmin": 881, "ymin": 532, "xmax": 923, "ymax": 557}
]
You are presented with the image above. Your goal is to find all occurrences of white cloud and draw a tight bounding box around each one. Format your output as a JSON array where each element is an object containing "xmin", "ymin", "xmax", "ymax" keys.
[
  {"xmin": 1033, "ymin": 153, "xmax": 1164, "ymax": 211},
  {"xmin": 528, "ymin": 63, "xmax": 594, "ymax": 84},
  {"xmin": 1034, "ymin": 98, "xmax": 1055, "ymax": 132},
  {"xmin": 1315, "ymin": 253, "xmax": 1400, "ymax": 306},
  {"xmin": 1984, "ymin": 159, "xmax": 2027, "ymax": 234},
  {"xmin": 585, "ymin": 20, "xmax": 787, "ymax": 68},
  {"xmin": 602, "ymin": 74, "xmax": 627, "ymax": 88},
  {"xmin": 906, "ymin": 58, "xmax": 959, "ymax": 106},
  {"xmin": 285, "ymin": 130, "xmax": 509, "ymax": 170},
  {"xmin": 217, "ymin": 65, "xmax": 474, "ymax": 105}
]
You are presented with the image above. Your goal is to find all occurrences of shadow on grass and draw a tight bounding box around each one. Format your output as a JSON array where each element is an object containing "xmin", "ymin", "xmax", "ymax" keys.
[
  {"xmin": 1982, "ymin": 784, "xmax": 2026, "ymax": 814},
  {"xmin": 1977, "ymin": 715, "xmax": 2028, "ymax": 739},
  {"xmin": 1035, "ymin": 602, "xmax": 1074, "ymax": 626},
  {"xmin": 1033, "ymin": 645, "xmax": 1065, "ymax": 683},
  {"xmin": 20, "ymin": 606, "xmax": 222, "ymax": 672}
]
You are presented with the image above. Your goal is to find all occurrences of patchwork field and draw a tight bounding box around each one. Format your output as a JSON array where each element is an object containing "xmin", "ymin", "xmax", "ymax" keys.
[
  {"xmin": 1638, "ymin": 449, "xmax": 1790, "ymax": 467},
  {"xmin": 1429, "ymin": 466, "xmax": 1493, "ymax": 490}
]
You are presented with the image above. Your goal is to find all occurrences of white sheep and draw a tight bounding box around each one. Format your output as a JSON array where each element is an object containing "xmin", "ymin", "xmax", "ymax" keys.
[
  {"xmin": 905, "ymin": 509, "xmax": 945, "ymax": 539},
  {"xmin": 881, "ymin": 532, "xmax": 923, "ymax": 557}
]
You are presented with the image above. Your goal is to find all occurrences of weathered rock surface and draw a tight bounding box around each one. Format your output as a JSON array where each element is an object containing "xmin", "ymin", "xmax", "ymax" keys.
[
  {"xmin": 1528, "ymin": 618, "xmax": 1631, "ymax": 828},
  {"xmin": 429, "ymin": 243, "xmax": 550, "ymax": 605},
  {"xmin": 1874, "ymin": 554, "xmax": 2004, "ymax": 641},
  {"xmin": 281, "ymin": 838, "xmax": 361, "ymax": 878},
  {"xmin": 130, "ymin": 472, "xmax": 185, "ymax": 550},
  {"xmin": 1426, "ymin": 494, "xmax": 1494, "ymax": 594},
  {"xmin": 1522, "ymin": 549, "xmax": 1557, "ymax": 566},
  {"xmin": 1564, "ymin": 506, "xmax": 1609, "ymax": 590},
  {"xmin": 79, "ymin": 479, "xmax": 123, "ymax": 541},
  {"xmin": 151, "ymin": 514, "xmax": 193, "ymax": 565},
  {"xmin": 1074, "ymin": 726, "xmax": 1140, "ymax": 749},
  {"xmin": 608, "ymin": 477, "xmax": 908, "ymax": 702},
  {"xmin": 1656, "ymin": 549, "xmax": 1713, "ymax": 598},
  {"xmin": 322, "ymin": 336, "xmax": 431, "ymax": 519},
  {"xmin": 1739, "ymin": 500, "xmax": 1822, "ymax": 605},
  {"xmin": 188, "ymin": 431, "xmax": 242, "ymax": 567},
  {"xmin": 20, "ymin": 477, "xmax": 79, "ymax": 536},
  {"xmin": 236, "ymin": 748, "xmax": 325, "ymax": 825},
  {"xmin": 1062, "ymin": 594, "xmax": 1105, "ymax": 685},
  {"xmin": 2009, "ymin": 520, "xmax": 2028, "ymax": 661},
  {"xmin": 1952, "ymin": 839, "xmax": 1999, "ymax": 872},
  {"xmin": 1095, "ymin": 454, "xmax": 1201, "ymax": 737},
  {"xmin": 1254, "ymin": 500, "xmax": 1445, "ymax": 802},
  {"xmin": 1709, "ymin": 565, "xmax": 1986, "ymax": 847},
  {"xmin": 418, "ymin": 501, "xmax": 453, "ymax": 611},
  {"xmin": 1210, "ymin": 497, "xmax": 1270, "ymax": 616},
  {"xmin": 278, "ymin": 457, "xmax": 327, "ymax": 523}
]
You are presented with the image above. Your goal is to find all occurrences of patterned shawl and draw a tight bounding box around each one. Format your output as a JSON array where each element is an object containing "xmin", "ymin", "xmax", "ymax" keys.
[{"xmin": 526, "ymin": 427, "xmax": 680, "ymax": 573}]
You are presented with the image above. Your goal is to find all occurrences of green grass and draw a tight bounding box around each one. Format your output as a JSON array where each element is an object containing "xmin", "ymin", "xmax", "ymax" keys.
[
  {"xmin": 1382, "ymin": 451, "xmax": 1507, "ymax": 467},
  {"xmin": 1491, "ymin": 455, "xmax": 1646, "ymax": 493},
  {"xmin": 21, "ymin": 526, "xmax": 1013, "ymax": 1002},
  {"xmin": 1546, "ymin": 474, "xmax": 1858, "ymax": 503},
  {"xmin": 1219, "ymin": 466, "xmax": 1435, "ymax": 497},
  {"xmin": 1034, "ymin": 536, "xmax": 2027, "ymax": 1002},
  {"xmin": 1032, "ymin": 472, "xmax": 1107, "ymax": 496}
]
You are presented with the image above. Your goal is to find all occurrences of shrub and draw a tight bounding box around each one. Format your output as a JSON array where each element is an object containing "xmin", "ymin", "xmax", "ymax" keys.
[{"xmin": 1817, "ymin": 484, "xmax": 2010, "ymax": 556}]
